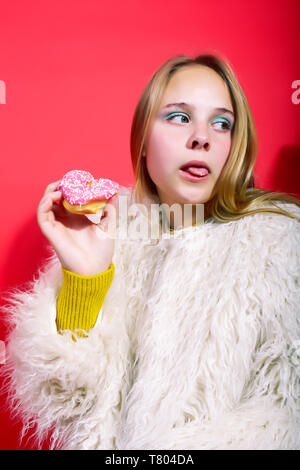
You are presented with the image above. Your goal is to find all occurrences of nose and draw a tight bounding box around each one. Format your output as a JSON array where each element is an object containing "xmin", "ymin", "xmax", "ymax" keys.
[{"xmin": 187, "ymin": 126, "xmax": 210, "ymax": 151}]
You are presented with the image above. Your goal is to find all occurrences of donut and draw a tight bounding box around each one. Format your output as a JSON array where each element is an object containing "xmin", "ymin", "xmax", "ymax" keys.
[{"xmin": 58, "ymin": 170, "xmax": 119, "ymax": 219}]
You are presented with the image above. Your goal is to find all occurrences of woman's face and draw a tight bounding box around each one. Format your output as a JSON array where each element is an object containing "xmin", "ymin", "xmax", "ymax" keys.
[{"xmin": 144, "ymin": 64, "xmax": 235, "ymax": 211}]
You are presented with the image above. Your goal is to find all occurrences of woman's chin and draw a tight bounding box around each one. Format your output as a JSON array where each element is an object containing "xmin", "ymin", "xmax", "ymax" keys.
[
  {"xmin": 176, "ymin": 190, "xmax": 209, "ymax": 206},
  {"xmin": 156, "ymin": 184, "xmax": 211, "ymax": 207}
]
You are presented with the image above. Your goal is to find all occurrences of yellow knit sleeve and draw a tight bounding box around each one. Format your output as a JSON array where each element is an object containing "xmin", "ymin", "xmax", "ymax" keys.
[{"xmin": 56, "ymin": 262, "xmax": 115, "ymax": 338}]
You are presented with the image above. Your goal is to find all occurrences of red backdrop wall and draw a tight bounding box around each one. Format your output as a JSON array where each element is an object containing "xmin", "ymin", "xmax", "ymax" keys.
[{"xmin": 0, "ymin": 0, "xmax": 299, "ymax": 450}]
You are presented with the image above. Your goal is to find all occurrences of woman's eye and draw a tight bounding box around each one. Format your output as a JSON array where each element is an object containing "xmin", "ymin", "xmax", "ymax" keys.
[
  {"xmin": 212, "ymin": 119, "xmax": 233, "ymax": 131},
  {"xmin": 165, "ymin": 112, "xmax": 190, "ymax": 124}
]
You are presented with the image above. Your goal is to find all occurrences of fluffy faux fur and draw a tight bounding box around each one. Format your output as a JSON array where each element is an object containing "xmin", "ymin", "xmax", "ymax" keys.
[{"xmin": 1, "ymin": 187, "xmax": 300, "ymax": 450}]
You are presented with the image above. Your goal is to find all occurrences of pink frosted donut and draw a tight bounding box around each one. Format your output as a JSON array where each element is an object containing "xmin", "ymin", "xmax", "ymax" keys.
[{"xmin": 58, "ymin": 170, "xmax": 119, "ymax": 214}]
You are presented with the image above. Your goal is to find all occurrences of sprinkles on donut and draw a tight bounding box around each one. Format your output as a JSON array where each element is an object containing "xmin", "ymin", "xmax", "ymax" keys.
[{"xmin": 58, "ymin": 170, "xmax": 120, "ymax": 215}]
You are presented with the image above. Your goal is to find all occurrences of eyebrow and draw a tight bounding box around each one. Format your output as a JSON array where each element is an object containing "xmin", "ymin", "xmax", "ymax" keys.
[{"xmin": 161, "ymin": 102, "xmax": 234, "ymax": 117}]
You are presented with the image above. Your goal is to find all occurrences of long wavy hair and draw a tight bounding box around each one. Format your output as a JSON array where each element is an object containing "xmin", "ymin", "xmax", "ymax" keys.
[{"xmin": 130, "ymin": 53, "xmax": 300, "ymax": 223}]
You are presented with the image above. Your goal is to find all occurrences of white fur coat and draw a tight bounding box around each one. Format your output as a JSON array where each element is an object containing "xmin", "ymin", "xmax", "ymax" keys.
[{"xmin": 1, "ymin": 187, "xmax": 300, "ymax": 450}]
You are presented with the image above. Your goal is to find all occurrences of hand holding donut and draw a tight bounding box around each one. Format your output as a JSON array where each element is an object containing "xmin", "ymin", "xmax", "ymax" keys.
[{"xmin": 37, "ymin": 170, "xmax": 120, "ymax": 276}]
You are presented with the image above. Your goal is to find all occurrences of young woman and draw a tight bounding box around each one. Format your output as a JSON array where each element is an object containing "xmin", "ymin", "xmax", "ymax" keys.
[{"xmin": 2, "ymin": 53, "xmax": 300, "ymax": 450}]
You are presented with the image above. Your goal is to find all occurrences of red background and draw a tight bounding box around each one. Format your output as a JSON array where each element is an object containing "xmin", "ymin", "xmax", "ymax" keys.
[{"xmin": 0, "ymin": 0, "xmax": 299, "ymax": 450}]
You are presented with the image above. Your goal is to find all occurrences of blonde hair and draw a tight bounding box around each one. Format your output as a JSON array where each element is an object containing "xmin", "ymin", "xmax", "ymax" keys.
[{"xmin": 130, "ymin": 53, "xmax": 300, "ymax": 223}]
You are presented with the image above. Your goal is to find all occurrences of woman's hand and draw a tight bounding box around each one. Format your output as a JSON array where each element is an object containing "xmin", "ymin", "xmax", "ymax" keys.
[{"xmin": 37, "ymin": 181, "xmax": 117, "ymax": 275}]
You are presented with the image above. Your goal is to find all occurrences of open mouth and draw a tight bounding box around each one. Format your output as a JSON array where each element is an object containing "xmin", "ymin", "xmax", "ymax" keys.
[{"xmin": 179, "ymin": 161, "xmax": 211, "ymax": 181}]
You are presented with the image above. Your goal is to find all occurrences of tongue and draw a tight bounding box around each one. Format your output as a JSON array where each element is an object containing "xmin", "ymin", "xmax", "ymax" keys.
[{"xmin": 185, "ymin": 166, "xmax": 209, "ymax": 177}]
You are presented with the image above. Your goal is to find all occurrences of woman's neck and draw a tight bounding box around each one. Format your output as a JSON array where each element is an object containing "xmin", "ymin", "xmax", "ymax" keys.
[{"xmin": 162, "ymin": 202, "xmax": 207, "ymax": 231}]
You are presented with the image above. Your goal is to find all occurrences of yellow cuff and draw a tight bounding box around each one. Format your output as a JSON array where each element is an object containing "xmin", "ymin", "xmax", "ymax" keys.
[{"xmin": 56, "ymin": 262, "xmax": 115, "ymax": 337}]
